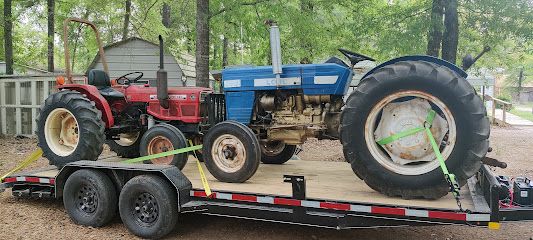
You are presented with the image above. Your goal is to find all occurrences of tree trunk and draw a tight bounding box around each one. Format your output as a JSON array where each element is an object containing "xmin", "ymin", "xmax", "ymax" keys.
[
  {"xmin": 122, "ymin": 0, "xmax": 132, "ymax": 40},
  {"xmin": 195, "ymin": 0, "xmax": 210, "ymax": 88},
  {"xmin": 426, "ymin": 0, "xmax": 444, "ymax": 57},
  {"xmin": 299, "ymin": 0, "xmax": 313, "ymax": 63},
  {"xmin": 4, "ymin": 0, "xmax": 13, "ymax": 75},
  {"xmin": 47, "ymin": 0, "xmax": 55, "ymax": 72},
  {"xmin": 222, "ymin": 35, "xmax": 228, "ymax": 67},
  {"xmin": 442, "ymin": 0, "xmax": 459, "ymax": 64},
  {"xmin": 162, "ymin": 3, "xmax": 171, "ymax": 28}
]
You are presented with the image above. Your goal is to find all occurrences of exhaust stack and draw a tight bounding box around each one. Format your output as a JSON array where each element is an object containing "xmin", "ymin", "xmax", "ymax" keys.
[
  {"xmin": 266, "ymin": 20, "xmax": 282, "ymax": 83},
  {"xmin": 157, "ymin": 35, "xmax": 169, "ymax": 109}
]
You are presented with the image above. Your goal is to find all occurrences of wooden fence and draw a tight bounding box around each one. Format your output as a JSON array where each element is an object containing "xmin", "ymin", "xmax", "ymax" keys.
[{"xmin": 0, "ymin": 74, "xmax": 84, "ymax": 136}]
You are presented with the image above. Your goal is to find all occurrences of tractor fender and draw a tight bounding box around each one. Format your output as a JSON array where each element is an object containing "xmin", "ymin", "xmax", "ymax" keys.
[
  {"xmin": 58, "ymin": 84, "xmax": 114, "ymax": 127},
  {"xmin": 361, "ymin": 55, "xmax": 468, "ymax": 80}
]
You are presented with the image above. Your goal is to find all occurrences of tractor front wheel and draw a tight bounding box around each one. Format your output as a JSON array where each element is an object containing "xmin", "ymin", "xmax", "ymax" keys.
[
  {"xmin": 203, "ymin": 121, "xmax": 260, "ymax": 183},
  {"xmin": 139, "ymin": 124, "xmax": 188, "ymax": 169},
  {"xmin": 36, "ymin": 90, "xmax": 105, "ymax": 168}
]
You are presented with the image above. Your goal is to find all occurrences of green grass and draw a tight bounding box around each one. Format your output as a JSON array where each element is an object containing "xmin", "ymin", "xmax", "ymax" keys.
[{"xmin": 510, "ymin": 109, "xmax": 533, "ymax": 122}]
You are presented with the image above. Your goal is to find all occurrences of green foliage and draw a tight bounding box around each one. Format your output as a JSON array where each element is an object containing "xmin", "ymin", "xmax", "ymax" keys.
[{"xmin": 0, "ymin": 0, "xmax": 531, "ymax": 80}]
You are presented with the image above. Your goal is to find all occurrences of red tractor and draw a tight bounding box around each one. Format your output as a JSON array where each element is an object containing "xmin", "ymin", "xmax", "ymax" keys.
[{"xmin": 37, "ymin": 18, "xmax": 229, "ymax": 171}]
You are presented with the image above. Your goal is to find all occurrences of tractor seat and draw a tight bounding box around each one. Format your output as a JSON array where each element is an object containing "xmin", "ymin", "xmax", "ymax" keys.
[{"xmin": 87, "ymin": 69, "xmax": 125, "ymax": 99}]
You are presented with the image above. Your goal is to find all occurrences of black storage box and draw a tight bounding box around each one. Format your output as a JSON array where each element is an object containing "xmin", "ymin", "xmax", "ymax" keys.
[{"xmin": 513, "ymin": 177, "xmax": 533, "ymax": 206}]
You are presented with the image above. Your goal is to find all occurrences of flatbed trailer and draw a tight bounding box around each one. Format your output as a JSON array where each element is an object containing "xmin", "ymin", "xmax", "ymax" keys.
[{"xmin": 1, "ymin": 155, "xmax": 532, "ymax": 238}]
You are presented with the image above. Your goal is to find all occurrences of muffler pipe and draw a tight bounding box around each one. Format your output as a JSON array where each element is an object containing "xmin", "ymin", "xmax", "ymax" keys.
[
  {"xmin": 266, "ymin": 20, "xmax": 282, "ymax": 86},
  {"xmin": 157, "ymin": 35, "xmax": 169, "ymax": 109}
]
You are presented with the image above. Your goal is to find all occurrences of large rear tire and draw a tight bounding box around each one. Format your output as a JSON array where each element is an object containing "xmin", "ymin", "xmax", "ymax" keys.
[
  {"xmin": 340, "ymin": 60, "xmax": 490, "ymax": 199},
  {"xmin": 36, "ymin": 90, "xmax": 105, "ymax": 168},
  {"xmin": 203, "ymin": 121, "xmax": 260, "ymax": 183}
]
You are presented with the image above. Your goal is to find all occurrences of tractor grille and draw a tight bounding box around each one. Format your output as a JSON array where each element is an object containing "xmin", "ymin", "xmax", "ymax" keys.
[{"xmin": 203, "ymin": 93, "xmax": 226, "ymax": 125}]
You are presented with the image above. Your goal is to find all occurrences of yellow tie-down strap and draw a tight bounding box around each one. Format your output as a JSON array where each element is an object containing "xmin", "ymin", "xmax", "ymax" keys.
[
  {"xmin": 1, "ymin": 148, "xmax": 43, "ymax": 182},
  {"xmin": 188, "ymin": 140, "xmax": 212, "ymax": 197}
]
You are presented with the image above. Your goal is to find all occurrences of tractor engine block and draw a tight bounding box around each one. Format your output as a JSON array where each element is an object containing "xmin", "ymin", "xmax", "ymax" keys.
[{"xmin": 255, "ymin": 92, "xmax": 343, "ymax": 144}]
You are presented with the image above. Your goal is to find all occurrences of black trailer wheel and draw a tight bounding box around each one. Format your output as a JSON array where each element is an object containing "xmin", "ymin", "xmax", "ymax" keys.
[
  {"xmin": 106, "ymin": 131, "xmax": 142, "ymax": 158},
  {"xmin": 36, "ymin": 90, "xmax": 105, "ymax": 168},
  {"xmin": 63, "ymin": 169, "xmax": 117, "ymax": 227},
  {"xmin": 340, "ymin": 60, "xmax": 490, "ymax": 199},
  {"xmin": 119, "ymin": 175, "xmax": 178, "ymax": 239},
  {"xmin": 260, "ymin": 141, "xmax": 297, "ymax": 164},
  {"xmin": 139, "ymin": 124, "xmax": 188, "ymax": 170},
  {"xmin": 203, "ymin": 121, "xmax": 260, "ymax": 183}
]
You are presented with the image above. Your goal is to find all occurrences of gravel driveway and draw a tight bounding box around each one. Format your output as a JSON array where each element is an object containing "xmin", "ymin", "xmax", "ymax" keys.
[{"xmin": 1, "ymin": 126, "xmax": 532, "ymax": 239}]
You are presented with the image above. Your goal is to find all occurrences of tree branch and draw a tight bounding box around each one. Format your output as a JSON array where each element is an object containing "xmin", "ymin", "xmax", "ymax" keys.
[{"xmin": 209, "ymin": 0, "xmax": 271, "ymax": 19}]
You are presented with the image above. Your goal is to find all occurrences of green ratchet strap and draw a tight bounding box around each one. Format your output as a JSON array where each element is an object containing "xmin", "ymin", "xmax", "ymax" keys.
[
  {"xmin": 376, "ymin": 110, "xmax": 463, "ymax": 209},
  {"xmin": 121, "ymin": 145, "xmax": 202, "ymax": 164},
  {"xmin": 377, "ymin": 109, "xmax": 437, "ymax": 146}
]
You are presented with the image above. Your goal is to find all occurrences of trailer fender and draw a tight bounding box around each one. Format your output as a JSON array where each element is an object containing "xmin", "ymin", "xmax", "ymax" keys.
[
  {"xmin": 361, "ymin": 55, "xmax": 468, "ymax": 81},
  {"xmin": 58, "ymin": 84, "xmax": 114, "ymax": 127},
  {"xmin": 55, "ymin": 161, "xmax": 192, "ymax": 210}
]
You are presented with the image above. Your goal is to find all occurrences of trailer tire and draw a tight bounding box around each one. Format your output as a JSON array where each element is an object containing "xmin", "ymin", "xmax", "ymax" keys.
[
  {"xmin": 260, "ymin": 141, "xmax": 297, "ymax": 164},
  {"xmin": 340, "ymin": 60, "xmax": 490, "ymax": 199},
  {"xmin": 63, "ymin": 169, "xmax": 117, "ymax": 227},
  {"xmin": 203, "ymin": 121, "xmax": 260, "ymax": 183},
  {"xmin": 119, "ymin": 175, "xmax": 178, "ymax": 239},
  {"xmin": 36, "ymin": 90, "xmax": 105, "ymax": 168},
  {"xmin": 140, "ymin": 124, "xmax": 188, "ymax": 169},
  {"xmin": 106, "ymin": 131, "xmax": 143, "ymax": 158}
]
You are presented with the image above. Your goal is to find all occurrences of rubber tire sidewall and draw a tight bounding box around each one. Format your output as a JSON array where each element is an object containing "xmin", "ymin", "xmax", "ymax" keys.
[
  {"xmin": 261, "ymin": 144, "xmax": 297, "ymax": 164},
  {"xmin": 340, "ymin": 61, "xmax": 489, "ymax": 199},
  {"xmin": 119, "ymin": 175, "xmax": 178, "ymax": 239},
  {"xmin": 106, "ymin": 130, "xmax": 143, "ymax": 158},
  {"xmin": 203, "ymin": 121, "xmax": 261, "ymax": 183},
  {"xmin": 63, "ymin": 169, "xmax": 117, "ymax": 227},
  {"xmin": 36, "ymin": 90, "xmax": 105, "ymax": 168},
  {"xmin": 139, "ymin": 124, "xmax": 188, "ymax": 170}
]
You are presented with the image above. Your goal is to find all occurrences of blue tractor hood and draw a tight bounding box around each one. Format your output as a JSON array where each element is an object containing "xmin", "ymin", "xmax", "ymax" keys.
[{"xmin": 221, "ymin": 63, "xmax": 353, "ymax": 96}]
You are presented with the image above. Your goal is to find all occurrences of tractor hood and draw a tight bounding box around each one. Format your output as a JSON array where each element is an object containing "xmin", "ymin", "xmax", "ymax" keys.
[{"xmin": 222, "ymin": 63, "xmax": 353, "ymax": 96}]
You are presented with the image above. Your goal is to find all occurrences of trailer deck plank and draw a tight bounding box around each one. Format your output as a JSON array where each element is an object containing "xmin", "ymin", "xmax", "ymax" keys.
[
  {"xmin": 180, "ymin": 159, "xmax": 474, "ymax": 211},
  {"xmin": 12, "ymin": 156, "xmax": 475, "ymax": 211}
]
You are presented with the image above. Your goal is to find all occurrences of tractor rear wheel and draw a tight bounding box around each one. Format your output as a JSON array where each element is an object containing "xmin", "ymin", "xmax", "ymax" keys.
[
  {"xmin": 260, "ymin": 140, "xmax": 297, "ymax": 164},
  {"xmin": 139, "ymin": 124, "xmax": 188, "ymax": 170},
  {"xmin": 340, "ymin": 60, "xmax": 490, "ymax": 199},
  {"xmin": 106, "ymin": 132, "xmax": 142, "ymax": 158},
  {"xmin": 203, "ymin": 121, "xmax": 260, "ymax": 183},
  {"xmin": 36, "ymin": 90, "xmax": 105, "ymax": 168}
]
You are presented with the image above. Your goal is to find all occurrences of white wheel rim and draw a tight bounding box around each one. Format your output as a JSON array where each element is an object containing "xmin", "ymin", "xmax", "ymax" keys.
[
  {"xmin": 211, "ymin": 134, "xmax": 246, "ymax": 173},
  {"xmin": 115, "ymin": 132, "xmax": 140, "ymax": 146},
  {"xmin": 44, "ymin": 108, "xmax": 80, "ymax": 156},
  {"xmin": 365, "ymin": 90, "xmax": 457, "ymax": 175},
  {"xmin": 260, "ymin": 141, "xmax": 286, "ymax": 157}
]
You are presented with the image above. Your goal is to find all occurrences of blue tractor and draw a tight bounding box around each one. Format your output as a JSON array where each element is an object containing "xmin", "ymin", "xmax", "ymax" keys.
[{"xmin": 201, "ymin": 21, "xmax": 489, "ymax": 199}]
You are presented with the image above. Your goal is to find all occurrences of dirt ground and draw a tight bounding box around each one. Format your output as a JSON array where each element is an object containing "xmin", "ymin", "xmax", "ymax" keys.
[{"xmin": 1, "ymin": 126, "xmax": 532, "ymax": 239}]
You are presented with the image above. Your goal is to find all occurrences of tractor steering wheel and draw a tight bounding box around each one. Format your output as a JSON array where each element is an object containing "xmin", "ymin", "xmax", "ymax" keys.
[{"xmin": 116, "ymin": 72, "xmax": 144, "ymax": 85}]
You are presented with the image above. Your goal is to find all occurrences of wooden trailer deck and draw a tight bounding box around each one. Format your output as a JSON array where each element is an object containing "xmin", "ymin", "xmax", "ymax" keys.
[{"xmin": 15, "ymin": 155, "xmax": 477, "ymax": 211}]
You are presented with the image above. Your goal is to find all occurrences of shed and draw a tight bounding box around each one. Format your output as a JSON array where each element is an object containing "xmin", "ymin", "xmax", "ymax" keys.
[
  {"xmin": 88, "ymin": 37, "xmax": 186, "ymax": 87},
  {"xmin": 0, "ymin": 61, "xmax": 50, "ymax": 75}
]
